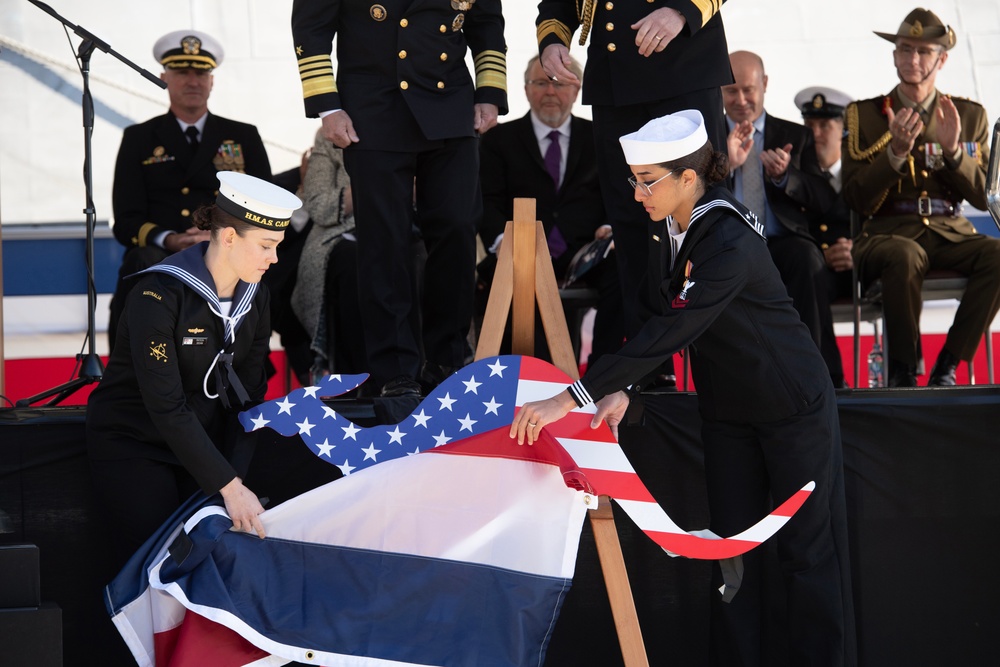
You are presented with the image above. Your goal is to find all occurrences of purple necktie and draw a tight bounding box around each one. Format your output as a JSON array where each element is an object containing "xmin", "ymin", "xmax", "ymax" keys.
[
  {"xmin": 543, "ymin": 130, "xmax": 567, "ymax": 258},
  {"xmin": 544, "ymin": 129, "xmax": 561, "ymax": 191}
]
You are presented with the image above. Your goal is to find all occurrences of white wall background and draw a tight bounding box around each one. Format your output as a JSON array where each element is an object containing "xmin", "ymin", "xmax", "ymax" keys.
[{"xmin": 0, "ymin": 0, "xmax": 998, "ymax": 226}]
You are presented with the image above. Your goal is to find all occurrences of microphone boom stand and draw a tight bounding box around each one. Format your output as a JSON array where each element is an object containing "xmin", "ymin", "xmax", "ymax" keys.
[{"xmin": 16, "ymin": 1, "xmax": 166, "ymax": 407}]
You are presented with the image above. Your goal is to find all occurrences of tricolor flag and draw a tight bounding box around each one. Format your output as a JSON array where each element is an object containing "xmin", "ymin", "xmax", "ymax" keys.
[{"xmin": 106, "ymin": 356, "xmax": 812, "ymax": 666}]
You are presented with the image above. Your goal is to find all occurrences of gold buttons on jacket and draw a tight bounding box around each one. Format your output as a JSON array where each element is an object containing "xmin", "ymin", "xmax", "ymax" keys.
[
  {"xmin": 399, "ymin": 18, "xmax": 408, "ymax": 27},
  {"xmin": 181, "ymin": 209, "xmax": 190, "ymax": 217},
  {"xmin": 821, "ymin": 243, "xmax": 829, "ymax": 249},
  {"xmin": 180, "ymin": 187, "xmax": 190, "ymax": 195},
  {"xmin": 922, "ymin": 217, "xmax": 930, "ymax": 226},
  {"xmin": 607, "ymin": 43, "xmax": 616, "ymax": 52},
  {"xmin": 398, "ymin": 50, "xmax": 407, "ymax": 59},
  {"xmin": 437, "ymin": 81, "xmax": 445, "ymax": 89},
  {"xmin": 440, "ymin": 52, "xmax": 448, "ymax": 61},
  {"xmin": 606, "ymin": 22, "xmax": 614, "ymax": 31},
  {"xmin": 400, "ymin": 81, "xmax": 409, "ymax": 90},
  {"xmin": 605, "ymin": 1, "xmax": 613, "ymax": 8},
  {"xmin": 819, "ymin": 224, "xmax": 828, "ymax": 232},
  {"xmin": 439, "ymin": 24, "xmax": 447, "ymax": 33}
]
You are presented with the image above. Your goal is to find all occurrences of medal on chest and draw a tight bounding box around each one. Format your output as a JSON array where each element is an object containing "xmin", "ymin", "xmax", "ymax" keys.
[{"xmin": 672, "ymin": 260, "xmax": 696, "ymax": 309}]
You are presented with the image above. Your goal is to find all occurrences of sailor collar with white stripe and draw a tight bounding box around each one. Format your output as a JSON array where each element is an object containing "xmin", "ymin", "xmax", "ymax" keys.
[
  {"xmin": 137, "ymin": 241, "xmax": 258, "ymax": 346},
  {"xmin": 689, "ymin": 188, "xmax": 766, "ymax": 241}
]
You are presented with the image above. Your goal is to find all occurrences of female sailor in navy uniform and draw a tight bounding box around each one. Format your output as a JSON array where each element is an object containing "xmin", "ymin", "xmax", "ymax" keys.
[
  {"xmin": 511, "ymin": 111, "xmax": 855, "ymax": 666},
  {"xmin": 87, "ymin": 171, "xmax": 302, "ymax": 567}
]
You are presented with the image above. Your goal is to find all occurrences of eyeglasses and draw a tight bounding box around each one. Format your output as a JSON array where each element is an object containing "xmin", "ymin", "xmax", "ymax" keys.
[
  {"xmin": 525, "ymin": 79, "xmax": 577, "ymax": 91},
  {"xmin": 894, "ymin": 44, "xmax": 942, "ymax": 60},
  {"xmin": 628, "ymin": 169, "xmax": 680, "ymax": 196}
]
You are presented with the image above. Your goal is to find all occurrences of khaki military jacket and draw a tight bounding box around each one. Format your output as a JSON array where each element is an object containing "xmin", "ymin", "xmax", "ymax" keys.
[{"xmin": 841, "ymin": 87, "xmax": 990, "ymax": 244}]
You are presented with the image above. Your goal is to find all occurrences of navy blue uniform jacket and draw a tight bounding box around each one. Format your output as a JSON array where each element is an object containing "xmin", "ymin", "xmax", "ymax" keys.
[
  {"xmin": 577, "ymin": 187, "xmax": 831, "ymax": 423},
  {"xmin": 87, "ymin": 247, "xmax": 271, "ymax": 495}
]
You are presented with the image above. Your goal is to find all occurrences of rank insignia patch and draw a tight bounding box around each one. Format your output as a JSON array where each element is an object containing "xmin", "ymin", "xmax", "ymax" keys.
[{"xmin": 148, "ymin": 339, "xmax": 170, "ymax": 365}]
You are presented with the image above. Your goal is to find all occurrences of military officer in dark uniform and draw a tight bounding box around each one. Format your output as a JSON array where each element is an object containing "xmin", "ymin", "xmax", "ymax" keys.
[
  {"xmin": 109, "ymin": 30, "xmax": 272, "ymax": 351},
  {"xmin": 842, "ymin": 8, "xmax": 1000, "ymax": 387},
  {"xmin": 511, "ymin": 110, "xmax": 855, "ymax": 667},
  {"xmin": 535, "ymin": 0, "xmax": 732, "ymax": 387},
  {"xmin": 291, "ymin": 0, "xmax": 508, "ymax": 397},
  {"xmin": 88, "ymin": 172, "xmax": 301, "ymax": 568},
  {"xmin": 795, "ymin": 86, "xmax": 856, "ymax": 307}
]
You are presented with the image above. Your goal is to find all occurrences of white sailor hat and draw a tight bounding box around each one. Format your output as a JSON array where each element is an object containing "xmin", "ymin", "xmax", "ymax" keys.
[
  {"xmin": 619, "ymin": 110, "xmax": 708, "ymax": 165},
  {"xmin": 795, "ymin": 86, "xmax": 852, "ymax": 119},
  {"xmin": 154, "ymin": 30, "xmax": 224, "ymax": 70},
  {"xmin": 216, "ymin": 172, "xmax": 302, "ymax": 231}
]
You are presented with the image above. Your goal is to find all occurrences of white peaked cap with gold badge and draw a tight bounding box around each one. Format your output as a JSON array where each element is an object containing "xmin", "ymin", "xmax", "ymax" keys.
[
  {"xmin": 154, "ymin": 30, "xmax": 225, "ymax": 70},
  {"xmin": 795, "ymin": 86, "xmax": 852, "ymax": 119},
  {"xmin": 619, "ymin": 109, "xmax": 708, "ymax": 165},
  {"xmin": 216, "ymin": 172, "xmax": 303, "ymax": 231}
]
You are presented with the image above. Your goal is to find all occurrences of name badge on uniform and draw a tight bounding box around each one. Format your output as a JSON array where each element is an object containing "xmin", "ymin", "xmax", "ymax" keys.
[{"xmin": 182, "ymin": 336, "xmax": 208, "ymax": 346}]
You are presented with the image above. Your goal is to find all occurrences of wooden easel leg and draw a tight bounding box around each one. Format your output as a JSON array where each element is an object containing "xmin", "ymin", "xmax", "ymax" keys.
[
  {"xmin": 473, "ymin": 198, "xmax": 650, "ymax": 666},
  {"xmin": 590, "ymin": 497, "xmax": 650, "ymax": 667}
]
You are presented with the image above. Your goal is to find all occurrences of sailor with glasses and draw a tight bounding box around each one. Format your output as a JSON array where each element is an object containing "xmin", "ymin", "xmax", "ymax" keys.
[
  {"xmin": 842, "ymin": 8, "xmax": 1000, "ymax": 387},
  {"xmin": 511, "ymin": 110, "xmax": 855, "ymax": 667}
]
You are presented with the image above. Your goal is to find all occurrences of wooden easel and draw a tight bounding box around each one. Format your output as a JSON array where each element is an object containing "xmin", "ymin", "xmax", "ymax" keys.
[{"xmin": 474, "ymin": 198, "xmax": 650, "ymax": 667}]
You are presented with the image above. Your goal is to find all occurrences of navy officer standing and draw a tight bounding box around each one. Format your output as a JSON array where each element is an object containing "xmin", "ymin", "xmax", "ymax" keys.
[
  {"xmin": 109, "ymin": 30, "xmax": 272, "ymax": 351},
  {"xmin": 291, "ymin": 0, "xmax": 508, "ymax": 396}
]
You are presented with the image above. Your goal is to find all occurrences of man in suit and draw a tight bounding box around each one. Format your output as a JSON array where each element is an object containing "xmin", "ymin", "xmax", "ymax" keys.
[
  {"xmin": 842, "ymin": 8, "xmax": 1000, "ymax": 387},
  {"xmin": 723, "ymin": 50, "xmax": 844, "ymax": 386},
  {"xmin": 535, "ymin": 0, "xmax": 733, "ymax": 387},
  {"xmin": 292, "ymin": 0, "xmax": 508, "ymax": 397},
  {"xmin": 477, "ymin": 55, "xmax": 623, "ymax": 367},
  {"xmin": 109, "ymin": 30, "xmax": 272, "ymax": 351}
]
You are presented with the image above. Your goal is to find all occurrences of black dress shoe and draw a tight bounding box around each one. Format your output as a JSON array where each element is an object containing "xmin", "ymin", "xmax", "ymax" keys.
[
  {"xmin": 380, "ymin": 375, "xmax": 422, "ymax": 398},
  {"xmin": 419, "ymin": 361, "xmax": 460, "ymax": 394},
  {"xmin": 887, "ymin": 360, "xmax": 917, "ymax": 388},
  {"xmin": 928, "ymin": 348, "xmax": 960, "ymax": 386}
]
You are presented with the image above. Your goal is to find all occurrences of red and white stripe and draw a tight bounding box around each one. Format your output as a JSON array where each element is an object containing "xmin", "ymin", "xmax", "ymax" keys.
[{"xmin": 515, "ymin": 357, "xmax": 814, "ymax": 560}]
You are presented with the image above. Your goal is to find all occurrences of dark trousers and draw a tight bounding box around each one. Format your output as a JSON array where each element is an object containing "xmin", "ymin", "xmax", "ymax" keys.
[
  {"xmin": 703, "ymin": 386, "xmax": 856, "ymax": 667},
  {"xmin": 857, "ymin": 230, "xmax": 1000, "ymax": 365},
  {"xmin": 768, "ymin": 235, "xmax": 845, "ymax": 384},
  {"xmin": 89, "ymin": 456, "xmax": 201, "ymax": 572},
  {"xmin": 344, "ymin": 139, "xmax": 479, "ymax": 386}
]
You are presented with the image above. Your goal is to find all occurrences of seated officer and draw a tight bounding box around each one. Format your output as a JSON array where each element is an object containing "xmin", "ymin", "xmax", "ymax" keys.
[
  {"xmin": 108, "ymin": 30, "xmax": 271, "ymax": 351},
  {"xmin": 841, "ymin": 8, "xmax": 1000, "ymax": 387},
  {"xmin": 795, "ymin": 86, "xmax": 856, "ymax": 311}
]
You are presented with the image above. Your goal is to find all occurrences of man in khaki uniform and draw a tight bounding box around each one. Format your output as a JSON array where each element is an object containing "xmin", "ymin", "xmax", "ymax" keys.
[{"xmin": 842, "ymin": 8, "xmax": 1000, "ymax": 387}]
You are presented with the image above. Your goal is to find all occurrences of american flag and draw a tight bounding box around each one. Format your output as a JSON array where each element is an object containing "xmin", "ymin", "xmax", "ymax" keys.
[{"xmin": 240, "ymin": 355, "xmax": 813, "ymax": 560}]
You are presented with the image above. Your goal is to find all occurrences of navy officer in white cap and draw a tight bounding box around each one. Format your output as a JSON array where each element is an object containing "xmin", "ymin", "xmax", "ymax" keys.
[
  {"xmin": 108, "ymin": 29, "xmax": 272, "ymax": 352},
  {"xmin": 88, "ymin": 172, "xmax": 300, "ymax": 570},
  {"xmin": 512, "ymin": 110, "xmax": 855, "ymax": 666},
  {"xmin": 795, "ymin": 86, "xmax": 857, "ymax": 318}
]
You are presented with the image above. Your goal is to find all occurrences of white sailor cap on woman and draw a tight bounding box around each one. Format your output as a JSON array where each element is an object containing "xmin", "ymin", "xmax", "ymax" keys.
[
  {"xmin": 216, "ymin": 172, "xmax": 303, "ymax": 231},
  {"xmin": 154, "ymin": 30, "xmax": 224, "ymax": 70},
  {"xmin": 619, "ymin": 110, "xmax": 708, "ymax": 165}
]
